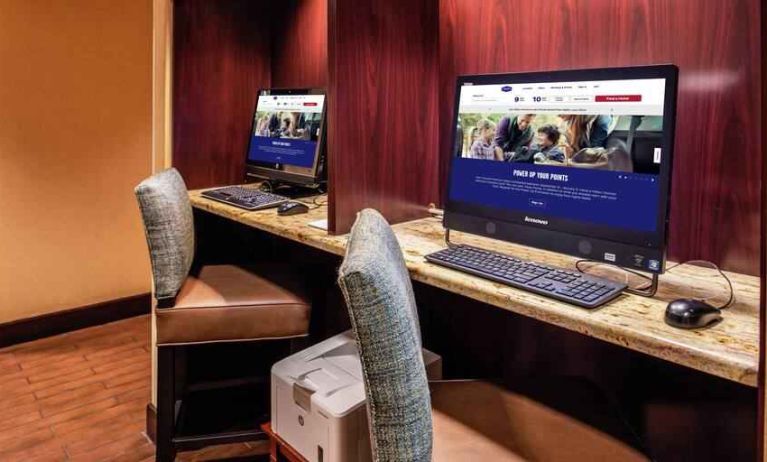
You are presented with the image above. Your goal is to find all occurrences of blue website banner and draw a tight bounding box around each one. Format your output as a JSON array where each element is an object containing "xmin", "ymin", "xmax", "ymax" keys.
[
  {"xmin": 449, "ymin": 158, "xmax": 659, "ymax": 232},
  {"xmin": 248, "ymin": 136, "xmax": 317, "ymax": 168}
]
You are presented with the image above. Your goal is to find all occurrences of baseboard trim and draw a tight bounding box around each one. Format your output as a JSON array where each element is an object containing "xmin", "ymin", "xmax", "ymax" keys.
[{"xmin": 0, "ymin": 293, "xmax": 151, "ymax": 348}]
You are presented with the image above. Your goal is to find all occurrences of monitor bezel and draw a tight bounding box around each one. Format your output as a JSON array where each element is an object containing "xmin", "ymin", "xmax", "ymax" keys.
[
  {"xmin": 444, "ymin": 65, "xmax": 679, "ymax": 274},
  {"xmin": 245, "ymin": 87, "xmax": 326, "ymax": 186}
]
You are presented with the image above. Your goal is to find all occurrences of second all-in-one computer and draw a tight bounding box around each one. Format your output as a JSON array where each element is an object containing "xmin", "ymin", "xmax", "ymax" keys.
[
  {"xmin": 202, "ymin": 88, "xmax": 327, "ymax": 211},
  {"xmin": 427, "ymin": 65, "xmax": 678, "ymax": 308}
]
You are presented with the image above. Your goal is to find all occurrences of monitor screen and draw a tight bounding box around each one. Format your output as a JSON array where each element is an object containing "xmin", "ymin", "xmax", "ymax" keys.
[
  {"xmin": 445, "ymin": 66, "xmax": 678, "ymax": 273},
  {"xmin": 246, "ymin": 89, "xmax": 326, "ymax": 184}
]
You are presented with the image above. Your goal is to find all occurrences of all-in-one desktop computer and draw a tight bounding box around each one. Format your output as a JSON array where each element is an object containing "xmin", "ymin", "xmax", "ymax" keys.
[
  {"xmin": 427, "ymin": 65, "xmax": 678, "ymax": 308},
  {"xmin": 202, "ymin": 88, "xmax": 327, "ymax": 211}
]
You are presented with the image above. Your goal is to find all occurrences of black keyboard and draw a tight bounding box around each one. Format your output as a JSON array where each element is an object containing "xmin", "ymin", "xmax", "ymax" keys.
[
  {"xmin": 425, "ymin": 245, "xmax": 626, "ymax": 308},
  {"xmin": 201, "ymin": 186, "xmax": 288, "ymax": 211}
]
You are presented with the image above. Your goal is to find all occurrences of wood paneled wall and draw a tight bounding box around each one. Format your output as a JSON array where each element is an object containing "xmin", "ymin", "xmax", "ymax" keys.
[
  {"xmin": 271, "ymin": 0, "xmax": 328, "ymax": 89},
  {"xmin": 172, "ymin": 0, "xmax": 271, "ymax": 189},
  {"xmin": 171, "ymin": 0, "xmax": 441, "ymax": 233},
  {"xmin": 171, "ymin": 0, "xmax": 761, "ymax": 273},
  {"xmin": 172, "ymin": 0, "xmax": 328, "ymax": 190},
  {"xmin": 326, "ymin": 0, "xmax": 441, "ymax": 233},
  {"xmin": 439, "ymin": 0, "xmax": 762, "ymax": 275}
]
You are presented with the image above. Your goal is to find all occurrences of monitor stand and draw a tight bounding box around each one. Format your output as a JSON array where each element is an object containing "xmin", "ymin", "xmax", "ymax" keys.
[
  {"xmin": 627, "ymin": 273, "xmax": 659, "ymax": 297},
  {"xmin": 256, "ymin": 179, "xmax": 326, "ymax": 199}
]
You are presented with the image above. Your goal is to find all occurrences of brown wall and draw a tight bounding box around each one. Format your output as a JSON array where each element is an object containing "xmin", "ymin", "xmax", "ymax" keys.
[
  {"xmin": 0, "ymin": 0, "xmax": 153, "ymax": 323},
  {"xmin": 172, "ymin": 0, "xmax": 272, "ymax": 189},
  {"xmin": 171, "ymin": 0, "xmax": 329, "ymax": 190},
  {"xmin": 272, "ymin": 0, "xmax": 328, "ymax": 89}
]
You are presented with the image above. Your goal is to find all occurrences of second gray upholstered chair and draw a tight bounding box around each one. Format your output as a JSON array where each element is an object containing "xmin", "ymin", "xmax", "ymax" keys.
[
  {"xmin": 337, "ymin": 209, "xmax": 433, "ymax": 461},
  {"xmin": 135, "ymin": 168, "xmax": 311, "ymax": 461},
  {"xmin": 338, "ymin": 209, "xmax": 650, "ymax": 462}
]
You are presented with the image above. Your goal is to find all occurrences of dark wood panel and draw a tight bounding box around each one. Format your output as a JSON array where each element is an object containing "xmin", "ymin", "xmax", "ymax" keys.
[
  {"xmin": 271, "ymin": 0, "xmax": 328, "ymax": 88},
  {"xmin": 172, "ymin": 0, "xmax": 272, "ymax": 189},
  {"xmin": 327, "ymin": 0, "xmax": 441, "ymax": 233},
  {"xmin": 439, "ymin": 0, "xmax": 762, "ymax": 275}
]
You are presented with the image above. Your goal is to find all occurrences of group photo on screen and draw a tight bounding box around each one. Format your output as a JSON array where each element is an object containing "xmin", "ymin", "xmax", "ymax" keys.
[
  {"xmin": 456, "ymin": 113, "xmax": 663, "ymax": 174},
  {"xmin": 254, "ymin": 111, "xmax": 322, "ymax": 141}
]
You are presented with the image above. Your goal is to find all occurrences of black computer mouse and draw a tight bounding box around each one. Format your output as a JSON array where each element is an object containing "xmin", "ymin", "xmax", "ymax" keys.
[
  {"xmin": 664, "ymin": 299, "xmax": 722, "ymax": 329},
  {"xmin": 277, "ymin": 201, "xmax": 309, "ymax": 216}
]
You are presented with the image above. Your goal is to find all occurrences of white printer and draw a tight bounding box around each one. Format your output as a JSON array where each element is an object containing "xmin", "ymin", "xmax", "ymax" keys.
[{"xmin": 271, "ymin": 331, "xmax": 442, "ymax": 462}]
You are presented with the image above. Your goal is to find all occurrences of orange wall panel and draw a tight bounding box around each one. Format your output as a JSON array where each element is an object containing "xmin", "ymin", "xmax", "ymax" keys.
[{"xmin": 0, "ymin": 0, "xmax": 153, "ymax": 323}]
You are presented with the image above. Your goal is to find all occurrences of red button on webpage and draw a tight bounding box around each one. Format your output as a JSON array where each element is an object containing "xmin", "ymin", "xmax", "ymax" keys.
[
  {"xmin": 595, "ymin": 95, "xmax": 642, "ymax": 102},
  {"xmin": 303, "ymin": 102, "xmax": 318, "ymax": 106}
]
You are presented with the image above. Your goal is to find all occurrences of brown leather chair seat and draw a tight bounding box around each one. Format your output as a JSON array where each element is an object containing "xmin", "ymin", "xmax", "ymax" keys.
[
  {"xmin": 155, "ymin": 264, "xmax": 311, "ymax": 345},
  {"xmin": 431, "ymin": 380, "xmax": 648, "ymax": 462}
]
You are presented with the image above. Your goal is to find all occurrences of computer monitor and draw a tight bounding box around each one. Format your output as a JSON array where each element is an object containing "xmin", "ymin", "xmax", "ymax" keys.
[
  {"xmin": 445, "ymin": 65, "xmax": 678, "ymax": 274},
  {"xmin": 246, "ymin": 88, "xmax": 326, "ymax": 186}
]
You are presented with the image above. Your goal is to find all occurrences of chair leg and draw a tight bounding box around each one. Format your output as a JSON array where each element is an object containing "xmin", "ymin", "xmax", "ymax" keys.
[{"xmin": 156, "ymin": 346, "xmax": 177, "ymax": 462}]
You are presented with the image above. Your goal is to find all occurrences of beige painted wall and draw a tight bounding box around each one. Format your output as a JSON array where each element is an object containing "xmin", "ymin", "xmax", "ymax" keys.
[{"xmin": 0, "ymin": 0, "xmax": 153, "ymax": 323}]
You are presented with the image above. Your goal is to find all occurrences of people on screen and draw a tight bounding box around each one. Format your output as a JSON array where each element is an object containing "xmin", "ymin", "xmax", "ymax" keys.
[
  {"xmin": 494, "ymin": 114, "xmax": 536, "ymax": 157},
  {"xmin": 268, "ymin": 113, "xmax": 280, "ymax": 135},
  {"xmin": 559, "ymin": 115, "xmax": 612, "ymax": 155},
  {"xmin": 531, "ymin": 125, "xmax": 565, "ymax": 163},
  {"xmin": 469, "ymin": 119, "xmax": 503, "ymax": 161},
  {"xmin": 460, "ymin": 113, "xmax": 642, "ymax": 171},
  {"xmin": 280, "ymin": 117, "xmax": 296, "ymax": 138},
  {"xmin": 255, "ymin": 115, "xmax": 270, "ymax": 136},
  {"xmin": 256, "ymin": 112, "xmax": 309, "ymax": 139}
]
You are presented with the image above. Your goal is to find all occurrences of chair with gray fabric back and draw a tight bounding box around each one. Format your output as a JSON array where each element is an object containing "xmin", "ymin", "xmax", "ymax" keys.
[
  {"xmin": 135, "ymin": 168, "xmax": 311, "ymax": 461},
  {"xmin": 337, "ymin": 208, "xmax": 650, "ymax": 462}
]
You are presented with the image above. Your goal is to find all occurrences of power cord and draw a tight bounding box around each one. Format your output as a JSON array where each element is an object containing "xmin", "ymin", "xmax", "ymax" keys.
[
  {"xmin": 295, "ymin": 195, "xmax": 328, "ymax": 210},
  {"xmin": 427, "ymin": 203, "xmax": 444, "ymax": 220},
  {"xmin": 575, "ymin": 259, "xmax": 658, "ymax": 296},
  {"xmin": 575, "ymin": 259, "xmax": 734, "ymax": 308},
  {"xmin": 665, "ymin": 260, "xmax": 735, "ymax": 310},
  {"xmin": 260, "ymin": 179, "xmax": 327, "ymax": 210}
]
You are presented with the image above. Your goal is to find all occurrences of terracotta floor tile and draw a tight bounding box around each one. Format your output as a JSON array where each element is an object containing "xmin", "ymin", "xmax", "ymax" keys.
[{"xmin": 0, "ymin": 315, "xmax": 271, "ymax": 462}]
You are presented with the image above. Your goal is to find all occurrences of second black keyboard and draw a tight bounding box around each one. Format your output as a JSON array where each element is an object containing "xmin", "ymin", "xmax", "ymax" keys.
[
  {"xmin": 425, "ymin": 245, "xmax": 626, "ymax": 308},
  {"xmin": 201, "ymin": 186, "xmax": 288, "ymax": 211}
]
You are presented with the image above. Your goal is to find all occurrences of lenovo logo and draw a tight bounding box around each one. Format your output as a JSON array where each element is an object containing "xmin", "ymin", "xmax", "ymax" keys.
[{"xmin": 524, "ymin": 216, "xmax": 549, "ymax": 226}]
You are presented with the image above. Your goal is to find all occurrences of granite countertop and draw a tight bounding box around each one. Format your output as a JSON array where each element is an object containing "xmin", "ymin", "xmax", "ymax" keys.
[{"xmin": 190, "ymin": 189, "xmax": 760, "ymax": 387}]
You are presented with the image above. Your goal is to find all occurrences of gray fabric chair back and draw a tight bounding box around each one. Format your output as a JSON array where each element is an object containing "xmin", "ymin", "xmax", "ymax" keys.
[
  {"xmin": 337, "ymin": 209, "xmax": 432, "ymax": 462},
  {"xmin": 134, "ymin": 168, "xmax": 195, "ymax": 304}
]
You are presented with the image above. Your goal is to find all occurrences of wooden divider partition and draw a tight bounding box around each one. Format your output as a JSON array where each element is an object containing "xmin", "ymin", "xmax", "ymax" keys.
[{"xmin": 326, "ymin": 0, "xmax": 440, "ymax": 232}]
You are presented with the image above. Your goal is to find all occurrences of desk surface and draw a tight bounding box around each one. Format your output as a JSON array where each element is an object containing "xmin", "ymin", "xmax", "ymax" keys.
[{"xmin": 190, "ymin": 189, "xmax": 760, "ymax": 387}]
